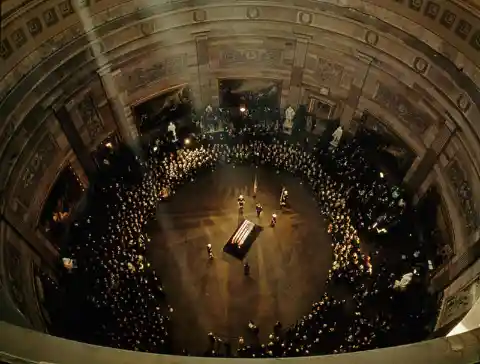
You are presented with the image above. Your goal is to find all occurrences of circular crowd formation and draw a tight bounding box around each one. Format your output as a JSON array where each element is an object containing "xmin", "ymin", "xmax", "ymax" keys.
[{"xmin": 44, "ymin": 125, "xmax": 438, "ymax": 357}]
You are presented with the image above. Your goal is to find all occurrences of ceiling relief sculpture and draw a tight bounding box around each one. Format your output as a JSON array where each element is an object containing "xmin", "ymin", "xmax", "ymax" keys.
[
  {"xmin": 373, "ymin": 82, "xmax": 435, "ymax": 134},
  {"xmin": 0, "ymin": 0, "xmax": 478, "ymax": 229},
  {"xmin": 1, "ymin": 0, "xmax": 480, "ymax": 68},
  {"xmin": 365, "ymin": 30, "xmax": 379, "ymax": 46},
  {"xmin": 42, "ymin": 8, "xmax": 60, "ymax": 28},
  {"xmin": 439, "ymin": 9, "xmax": 457, "ymax": 29},
  {"xmin": 11, "ymin": 28, "xmax": 28, "ymax": 49},
  {"xmin": 413, "ymin": 57, "xmax": 429, "ymax": 74},
  {"xmin": 436, "ymin": 275, "xmax": 480, "ymax": 329},
  {"xmin": 16, "ymin": 135, "xmax": 58, "ymax": 208},
  {"xmin": 58, "ymin": 0, "xmax": 75, "ymax": 18},
  {"xmin": 424, "ymin": 1, "xmax": 441, "ymax": 19},
  {"xmin": 26, "ymin": 17, "xmax": 43, "ymax": 37},
  {"xmin": 298, "ymin": 11, "xmax": 313, "ymax": 25},
  {"xmin": 0, "ymin": 39, "xmax": 14, "ymax": 60},
  {"xmin": 246, "ymin": 7, "xmax": 260, "ymax": 20},
  {"xmin": 316, "ymin": 58, "xmax": 344, "ymax": 85},
  {"xmin": 408, "ymin": 0, "xmax": 423, "ymax": 12},
  {"xmin": 0, "ymin": 0, "xmax": 478, "ymax": 117},
  {"xmin": 218, "ymin": 49, "xmax": 284, "ymax": 68},
  {"xmin": 360, "ymin": 111, "xmax": 416, "ymax": 172},
  {"xmin": 456, "ymin": 94, "xmax": 472, "ymax": 112},
  {"xmin": 193, "ymin": 9, "xmax": 207, "ymax": 22},
  {"xmin": 446, "ymin": 160, "xmax": 480, "ymax": 234},
  {"xmin": 470, "ymin": 30, "xmax": 480, "ymax": 50},
  {"xmin": 123, "ymin": 54, "xmax": 188, "ymax": 91}
]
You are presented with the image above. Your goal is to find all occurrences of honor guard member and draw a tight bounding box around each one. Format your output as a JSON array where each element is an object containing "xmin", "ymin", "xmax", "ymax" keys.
[
  {"xmin": 255, "ymin": 203, "xmax": 263, "ymax": 217},
  {"xmin": 206, "ymin": 244, "xmax": 214, "ymax": 260},
  {"xmin": 244, "ymin": 262, "xmax": 250, "ymax": 276},
  {"xmin": 280, "ymin": 190, "xmax": 288, "ymax": 208},
  {"xmin": 248, "ymin": 320, "xmax": 259, "ymax": 334},
  {"xmin": 270, "ymin": 213, "xmax": 277, "ymax": 227},
  {"xmin": 238, "ymin": 194, "xmax": 245, "ymax": 209}
]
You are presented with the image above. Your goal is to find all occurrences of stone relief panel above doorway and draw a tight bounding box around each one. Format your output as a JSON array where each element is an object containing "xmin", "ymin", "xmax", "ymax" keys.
[
  {"xmin": 358, "ymin": 111, "xmax": 416, "ymax": 180},
  {"xmin": 373, "ymin": 82, "xmax": 436, "ymax": 135},
  {"xmin": 14, "ymin": 134, "xmax": 59, "ymax": 210},
  {"xmin": 446, "ymin": 159, "xmax": 480, "ymax": 235},
  {"xmin": 121, "ymin": 54, "xmax": 189, "ymax": 93},
  {"xmin": 316, "ymin": 58, "xmax": 344, "ymax": 86},
  {"xmin": 218, "ymin": 48, "xmax": 284, "ymax": 68}
]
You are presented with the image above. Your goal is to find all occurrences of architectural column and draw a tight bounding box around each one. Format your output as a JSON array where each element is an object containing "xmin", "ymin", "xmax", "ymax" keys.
[
  {"xmin": 193, "ymin": 31, "xmax": 215, "ymax": 108},
  {"xmin": 403, "ymin": 120, "xmax": 455, "ymax": 192},
  {"xmin": 340, "ymin": 56, "xmax": 374, "ymax": 130},
  {"xmin": 286, "ymin": 34, "xmax": 311, "ymax": 107},
  {"xmin": 97, "ymin": 65, "xmax": 140, "ymax": 153},
  {"xmin": 70, "ymin": 157, "xmax": 89, "ymax": 188},
  {"xmin": 1, "ymin": 210, "xmax": 58, "ymax": 270},
  {"xmin": 52, "ymin": 105, "xmax": 97, "ymax": 180}
]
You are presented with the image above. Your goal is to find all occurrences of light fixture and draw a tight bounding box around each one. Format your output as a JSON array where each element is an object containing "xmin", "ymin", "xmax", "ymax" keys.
[
  {"xmin": 153, "ymin": 146, "xmax": 158, "ymax": 152},
  {"xmin": 239, "ymin": 106, "xmax": 246, "ymax": 113},
  {"xmin": 184, "ymin": 138, "xmax": 191, "ymax": 145},
  {"xmin": 379, "ymin": 172, "xmax": 384, "ymax": 178},
  {"xmin": 106, "ymin": 142, "xmax": 113, "ymax": 148}
]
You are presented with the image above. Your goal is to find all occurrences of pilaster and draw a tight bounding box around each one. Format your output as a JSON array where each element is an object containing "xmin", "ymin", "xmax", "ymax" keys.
[
  {"xmin": 340, "ymin": 55, "xmax": 374, "ymax": 130},
  {"xmin": 404, "ymin": 121, "xmax": 455, "ymax": 192},
  {"xmin": 70, "ymin": 157, "xmax": 89, "ymax": 188},
  {"xmin": 193, "ymin": 31, "xmax": 216, "ymax": 108},
  {"xmin": 1, "ymin": 209, "xmax": 58, "ymax": 270},
  {"xmin": 98, "ymin": 65, "xmax": 140, "ymax": 151},
  {"xmin": 52, "ymin": 105, "xmax": 97, "ymax": 181},
  {"xmin": 286, "ymin": 34, "xmax": 311, "ymax": 107}
]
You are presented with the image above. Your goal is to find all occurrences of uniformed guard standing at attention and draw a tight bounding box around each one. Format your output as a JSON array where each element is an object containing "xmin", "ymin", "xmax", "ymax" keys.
[
  {"xmin": 255, "ymin": 203, "xmax": 263, "ymax": 217},
  {"xmin": 270, "ymin": 213, "xmax": 277, "ymax": 227}
]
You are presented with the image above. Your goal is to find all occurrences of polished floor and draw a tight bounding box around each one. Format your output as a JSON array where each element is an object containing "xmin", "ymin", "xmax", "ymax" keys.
[{"xmin": 146, "ymin": 165, "xmax": 333, "ymax": 353}]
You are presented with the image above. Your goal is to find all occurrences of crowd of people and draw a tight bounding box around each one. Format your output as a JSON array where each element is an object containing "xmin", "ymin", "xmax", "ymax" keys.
[
  {"xmin": 46, "ymin": 119, "xmax": 438, "ymax": 357},
  {"xmin": 200, "ymin": 127, "xmax": 436, "ymax": 357}
]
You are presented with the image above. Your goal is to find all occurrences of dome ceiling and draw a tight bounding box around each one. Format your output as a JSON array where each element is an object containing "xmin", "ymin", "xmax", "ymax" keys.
[{"xmin": 0, "ymin": 0, "xmax": 480, "ymax": 262}]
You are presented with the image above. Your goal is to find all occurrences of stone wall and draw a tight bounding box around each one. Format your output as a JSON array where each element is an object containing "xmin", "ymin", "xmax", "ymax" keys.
[
  {"xmin": 0, "ymin": 220, "xmax": 47, "ymax": 331},
  {"xmin": 428, "ymin": 132, "xmax": 480, "ymax": 290},
  {"xmin": 435, "ymin": 258, "xmax": 480, "ymax": 331},
  {"xmin": 66, "ymin": 76, "xmax": 117, "ymax": 151}
]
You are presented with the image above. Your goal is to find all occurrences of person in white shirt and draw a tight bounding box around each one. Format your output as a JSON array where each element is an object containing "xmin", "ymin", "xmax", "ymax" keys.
[{"xmin": 270, "ymin": 213, "xmax": 277, "ymax": 227}]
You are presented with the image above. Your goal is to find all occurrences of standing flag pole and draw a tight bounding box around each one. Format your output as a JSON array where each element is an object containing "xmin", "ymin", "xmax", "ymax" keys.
[{"xmin": 253, "ymin": 173, "xmax": 258, "ymax": 198}]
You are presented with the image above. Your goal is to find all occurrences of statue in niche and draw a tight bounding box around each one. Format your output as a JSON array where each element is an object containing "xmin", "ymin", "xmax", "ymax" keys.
[
  {"xmin": 330, "ymin": 126, "xmax": 343, "ymax": 148},
  {"xmin": 168, "ymin": 121, "xmax": 178, "ymax": 142},
  {"xmin": 284, "ymin": 106, "xmax": 295, "ymax": 134}
]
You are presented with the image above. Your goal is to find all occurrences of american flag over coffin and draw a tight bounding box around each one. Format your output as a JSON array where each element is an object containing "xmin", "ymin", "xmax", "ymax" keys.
[
  {"xmin": 224, "ymin": 219, "xmax": 263, "ymax": 260},
  {"xmin": 232, "ymin": 220, "xmax": 255, "ymax": 246}
]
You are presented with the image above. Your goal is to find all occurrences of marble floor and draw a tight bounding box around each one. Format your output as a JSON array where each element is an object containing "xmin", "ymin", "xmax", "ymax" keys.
[{"xmin": 146, "ymin": 164, "xmax": 333, "ymax": 354}]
